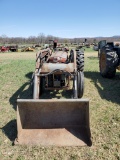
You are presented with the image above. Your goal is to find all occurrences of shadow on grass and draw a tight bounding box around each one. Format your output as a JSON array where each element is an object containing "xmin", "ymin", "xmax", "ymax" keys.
[
  {"xmin": 85, "ymin": 71, "xmax": 120, "ymax": 105},
  {"xmin": 1, "ymin": 119, "xmax": 17, "ymax": 145},
  {"xmin": 3, "ymin": 72, "xmax": 33, "ymax": 143},
  {"xmin": 9, "ymin": 72, "xmax": 74, "ymax": 111},
  {"xmin": 6, "ymin": 72, "xmax": 75, "ymax": 143},
  {"xmin": 9, "ymin": 72, "xmax": 33, "ymax": 111},
  {"xmin": 40, "ymin": 89, "xmax": 73, "ymax": 99}
]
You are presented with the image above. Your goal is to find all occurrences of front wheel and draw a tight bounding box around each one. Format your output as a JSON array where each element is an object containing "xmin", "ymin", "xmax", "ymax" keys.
[
  {"xmin": 73, "ymin": 74, "xmax": 78, "ymax": 99},
  {"xmin": 77, "ymin": 71, "xmax": 84, "ymax": 98},
  {"xmin": 73, "ymin": 71, "xmax": 84, "ymax": 99}
]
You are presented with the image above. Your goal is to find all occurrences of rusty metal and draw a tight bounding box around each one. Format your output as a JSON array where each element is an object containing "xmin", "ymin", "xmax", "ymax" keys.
[
  {"xmin": 100, "ymin": 52, "xmax": 106, "ymax": 72},
  {"xmin": 40, "ymin": 63, "xmax": 75, "ymax": 74},
  {"xmin": 36, "ymin": 48, "xmax": 52, "ymax": 69},
  {"xmin": 48, "ymin": 51, "xmax": 68, "ymax": 63},
  {"xmin": 15, "ymin": 99, "xmax": 92, "ymax": 146}
]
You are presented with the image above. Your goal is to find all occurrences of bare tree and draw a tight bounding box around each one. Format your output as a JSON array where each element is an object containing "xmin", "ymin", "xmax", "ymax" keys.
[
  {"xmin": 38, "ymin": 33, "xmax": 45, "ymax": 44},
  {"xmin": 1, "ymin": 34, "xmax": 8, "ymax": 45},
  {"xmin": 0, "ymin": 33, "xmax": 120, "ymax": 45}
]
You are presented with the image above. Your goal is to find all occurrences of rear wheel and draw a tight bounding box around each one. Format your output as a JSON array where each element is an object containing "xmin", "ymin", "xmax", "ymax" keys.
[
  {"xmin": 99, "ymin": 48, "xmax": 118, "ymax": 78},
  {"xmin": 76, "ymin": 50, "xmax": 84, "ymax": 71}
]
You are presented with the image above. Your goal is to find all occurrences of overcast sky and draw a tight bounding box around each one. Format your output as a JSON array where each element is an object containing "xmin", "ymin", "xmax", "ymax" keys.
[{"xmin": 0, "ymin": 0, "xmax": 120, "ymax": 38}]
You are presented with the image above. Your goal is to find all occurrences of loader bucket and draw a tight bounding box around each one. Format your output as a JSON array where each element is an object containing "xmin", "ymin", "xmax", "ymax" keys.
[{"xmin": 15, "ymin": 99, "xmax": 92, "ymax": 146}]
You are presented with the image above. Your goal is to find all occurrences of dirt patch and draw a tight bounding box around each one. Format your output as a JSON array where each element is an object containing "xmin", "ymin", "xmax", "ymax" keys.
[{"xmin": 0, "ymin": 52, "xmax": 36, "ymax": 61}]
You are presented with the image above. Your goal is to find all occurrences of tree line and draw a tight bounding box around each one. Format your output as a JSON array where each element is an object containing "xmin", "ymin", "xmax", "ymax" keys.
[{"xmin": 0, "ymin": 33, "xmax": 120, "ymax": 45}]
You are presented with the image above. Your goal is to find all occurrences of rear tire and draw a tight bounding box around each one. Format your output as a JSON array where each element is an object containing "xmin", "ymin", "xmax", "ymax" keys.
[
  {"xmin": 76, "ymin": 50, "xmax": 84, "ymax": 71},
  {"xmin": 99, "ymin": 48, "xmax": 118, "ymax": 78}
]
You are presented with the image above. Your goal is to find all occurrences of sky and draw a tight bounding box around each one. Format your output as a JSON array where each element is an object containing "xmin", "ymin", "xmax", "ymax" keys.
[{"xmin": 0, "ymin": 0, "xmax": 120, "ymax": 38}]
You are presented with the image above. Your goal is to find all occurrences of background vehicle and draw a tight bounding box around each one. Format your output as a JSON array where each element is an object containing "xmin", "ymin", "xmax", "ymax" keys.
[
  {"xmin": 93, "ymin": 44, "xmax": 98, "ymax": 51},
  {"xmin": 9, "ymin": 45, "xmax": 18, "ymax": 52},
  {"xmin": 21, "ymin": 47, "xmax": 34, "ymax": 52},
  {"xmin": 98, "ymin": 40, "xmax": 120, "ymax": 78},
  {"xmin": 0, "ymin": 46, "xmax": 9, "ymax": 52}
]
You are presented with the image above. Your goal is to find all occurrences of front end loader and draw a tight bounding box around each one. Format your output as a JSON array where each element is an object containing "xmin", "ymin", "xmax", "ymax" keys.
[{"xmin": 15, "ymin": 47, "xmax": 92, "ymax": 146}]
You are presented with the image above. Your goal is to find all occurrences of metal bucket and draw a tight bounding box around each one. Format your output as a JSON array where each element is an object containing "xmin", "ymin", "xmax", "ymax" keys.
[{"xmin": 15, "ymin": 99, "xmax": 92, "ymax": 146}]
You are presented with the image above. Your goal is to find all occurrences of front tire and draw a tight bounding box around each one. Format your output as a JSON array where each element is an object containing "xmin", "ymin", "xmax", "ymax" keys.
[{"xmin": 77, "ymin": 71, "xmax": 84, "ymax": 98}]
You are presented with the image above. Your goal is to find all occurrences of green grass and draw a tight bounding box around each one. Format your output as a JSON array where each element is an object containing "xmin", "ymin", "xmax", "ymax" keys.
[
  {"xmin": 0, "ymin": 51, "xmax": 120, "ymax": 160},
  {"xmin": 84, "ymin": 46, "xmax": 95, "ymax": 52}
]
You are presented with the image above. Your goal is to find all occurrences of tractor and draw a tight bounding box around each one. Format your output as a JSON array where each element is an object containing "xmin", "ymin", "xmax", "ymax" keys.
[
  {"xmin": 15, "ymin": 44, "xmax": 92, "ymax": 146},
  {"xmin": 0, "ymin": 46, "xmax": 9, "ymax": 52},
  {"xmin": 21, "ymin": 47, "xmax": 34, "ymax": 52},
  {"xmin": 98, "ymin": 40, "xmax": 120, "ymax": 78},
  {"xmin": 9, "ymin": 45, "xmax": 18, "ymax": 52}
]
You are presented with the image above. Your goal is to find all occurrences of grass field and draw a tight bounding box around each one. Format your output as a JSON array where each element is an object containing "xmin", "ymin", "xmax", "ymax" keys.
[{"xmin": 0, "ymin": 50, "xmax": 120, "ymax": 160}]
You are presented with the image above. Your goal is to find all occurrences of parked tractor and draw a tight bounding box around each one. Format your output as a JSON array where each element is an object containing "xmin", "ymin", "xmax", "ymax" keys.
[
  {"xmin": 9, "ymin": 45, "xmax": 18, "ymax": 52},
  {"xmin": 21, "ymin": 47, "xmax": 34, "ymax": 52},
  {"xmin": 15, "ymin": 45, "xmax": 92, "ymax": 146},
  {"xmin": 98, "ymin": 40, "xmax": 120, "ymax": 78},
  {"xmin": 0, "ymin": 46, "xmax": 9, "ymax": 52}
]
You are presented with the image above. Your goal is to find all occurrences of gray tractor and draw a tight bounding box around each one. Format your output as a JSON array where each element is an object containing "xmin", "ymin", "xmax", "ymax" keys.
[{"xmin": 98, "ymin": 40, "xmax": 120, "ymax": 78}]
